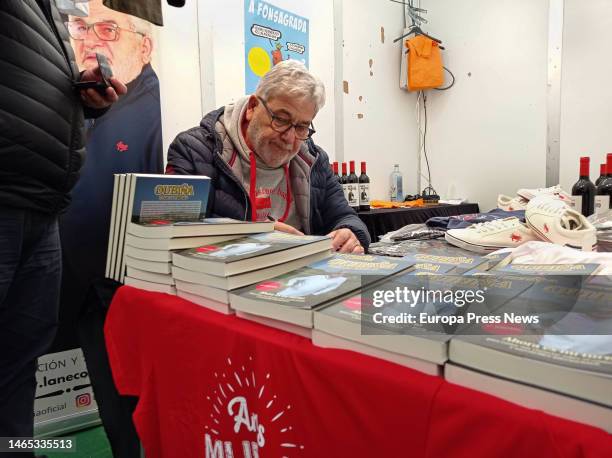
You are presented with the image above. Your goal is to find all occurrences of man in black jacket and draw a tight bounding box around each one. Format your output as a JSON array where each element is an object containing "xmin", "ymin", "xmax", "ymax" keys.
[
  {"xmin": 0, "ymin": 0, "xmax": 126, "ymax": 451},
  {"xmin": 167, "ymin": 60, "xmax": 370, "ymax": 252}
]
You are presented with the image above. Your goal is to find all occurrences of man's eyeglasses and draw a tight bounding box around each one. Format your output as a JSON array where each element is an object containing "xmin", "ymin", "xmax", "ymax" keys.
[
  {"xmin": 65, "ymin": 20, "xmax": 145, "ymax": 42},
  {"xmin": 257, "ymin": 97, "xmax": 316, "ymax": 140}
]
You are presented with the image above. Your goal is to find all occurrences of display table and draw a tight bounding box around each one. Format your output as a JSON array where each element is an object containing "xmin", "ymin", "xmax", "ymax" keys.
[
  {"xmin": 105, "ymin": 286, "xmax": 612, "ymax": 458},
  {"xmin": 358, "ymin": 203, "xmax": 480, "ymax": 241}
]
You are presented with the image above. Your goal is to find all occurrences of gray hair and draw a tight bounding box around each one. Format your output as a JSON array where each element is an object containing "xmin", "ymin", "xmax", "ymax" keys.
[
  {"xmin": 255, "ymin": 60, "xmax": 326, "ymax": 112},
  {"xmin": 127, "ymin": 15, "xmax": 152, "ymax": 36}
]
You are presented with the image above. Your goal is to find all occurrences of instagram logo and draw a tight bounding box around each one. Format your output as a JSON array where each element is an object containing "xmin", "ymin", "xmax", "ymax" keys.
[{"xmin": 75, "ymin": 393, "xmax": 91, "ymax": 408}]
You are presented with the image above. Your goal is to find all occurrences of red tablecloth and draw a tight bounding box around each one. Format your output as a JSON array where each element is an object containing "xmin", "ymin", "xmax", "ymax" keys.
[{"xmin": 105, "ymin": 286, "xmax": 612, "ymax": 458}]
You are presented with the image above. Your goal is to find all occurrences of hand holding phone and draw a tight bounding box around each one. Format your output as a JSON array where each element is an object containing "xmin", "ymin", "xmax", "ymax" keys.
[{"xmin": 73, "ymin": 53, "xmax": 113, "ymax": 95}]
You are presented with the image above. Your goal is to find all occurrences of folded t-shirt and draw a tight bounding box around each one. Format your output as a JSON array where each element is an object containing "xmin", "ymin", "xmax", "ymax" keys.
[{"xmin": 426, "ymin": 209, "xmax": 526, "ymax": 230}]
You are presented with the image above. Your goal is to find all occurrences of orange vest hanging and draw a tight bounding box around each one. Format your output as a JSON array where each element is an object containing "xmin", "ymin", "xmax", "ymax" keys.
[{"xmin": 405, "ymin": 35, "xmax": 444, "ymax": 91}]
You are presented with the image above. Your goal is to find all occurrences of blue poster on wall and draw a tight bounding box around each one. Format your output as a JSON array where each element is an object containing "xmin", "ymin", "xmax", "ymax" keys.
[{"xmin": 244, "ymin": 0, "xmax": 309, "ymax": 94}]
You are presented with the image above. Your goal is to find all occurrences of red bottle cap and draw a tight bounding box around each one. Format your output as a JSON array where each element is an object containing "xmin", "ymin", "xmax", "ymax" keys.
[{"xmin": 579, "ymin": 157, "xmax": 590, "ymax": 177}]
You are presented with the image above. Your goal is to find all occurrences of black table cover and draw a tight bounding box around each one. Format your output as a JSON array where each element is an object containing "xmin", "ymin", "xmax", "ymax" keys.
[{"xmin": 357, "ymin": 203, "xmax": 480, "ymax": 241}]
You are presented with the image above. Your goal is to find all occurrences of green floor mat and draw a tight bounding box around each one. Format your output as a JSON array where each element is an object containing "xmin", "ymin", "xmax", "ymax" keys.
[{"xmin": 37, "ymin": 426, "xmax": 112, "ymax": 458}]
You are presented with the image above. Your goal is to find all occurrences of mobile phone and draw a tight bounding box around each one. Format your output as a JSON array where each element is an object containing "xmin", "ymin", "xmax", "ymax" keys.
[
  {"xmin": 73, "ymin": 53, "xmax": 114, "ymax": 94},
  {"xmin": 96, "ymin": 53, "xmax": 113, "ymax": 85},
  {"xmin": 73, "ymin": 80, "xmax": 108, "ymax": 92}
]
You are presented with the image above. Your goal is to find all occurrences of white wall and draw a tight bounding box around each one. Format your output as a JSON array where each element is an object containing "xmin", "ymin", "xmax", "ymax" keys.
[
  {"xmin": 420, "ymin": 0, "xmax": 549, "ymax": 211},
  {"xmin": 339, "ymin": 0, "xmax": 549, "ymax": 210},
  {"xmin": 198, "ymin": 0, "xmax": 336, "ymax": 156},
  {"xmin": 560, "ymin": 0, "xmax": 612, "ymax": 189},
  {"xmin": 156, "ymin": 0, "xmax": 204, "ymax": 163},
  {"xmin": 341, "ymin": 0, "xmax": 418, "ymax": 199}
]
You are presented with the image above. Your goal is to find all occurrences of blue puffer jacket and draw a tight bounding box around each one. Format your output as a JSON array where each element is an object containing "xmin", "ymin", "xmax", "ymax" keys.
[{"xmin": 166, "ymin": 108, "xmax": 371, "ymax": 249}]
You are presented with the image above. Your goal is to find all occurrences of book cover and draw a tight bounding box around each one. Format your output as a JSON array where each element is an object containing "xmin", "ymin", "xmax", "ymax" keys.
[
  {"xmin": 405, "ymin": 262, "xmax": 456, "ymax": 275},
  {"xmin": 449, "ymin": 281, "xmax": 612, "ymax": 407},
  {"xmin": 452, "ymin": 279, "xmax": 612, "ymax": 373},
  {"xmin": 130, "ymin": 174, "xmax": 211, "ymax": 223},
  {"xmin": 171, "ymin": 250, "xmax": 332, "ymax": 291},
  {"xmin": 463, "ymin": 251, "xmax": 512, "ymax": 275},
  {"xmin": 173, "ymin": 232, "xmax": 330, "ymax": 266},
  {"xmin": 512, "ymin": 274, "xmax": 610, "ymax": 318},
  {"xmin": 317, "ymin": 279, "xmax": 449, "ymax": 338},
  {"xmin": 493, "ymin": 263, "xmax": 601, "ymax": 276},
  {"xmin": 401, "ymin": 250, "xmax": 487, "ymax": 274},
  {"xmin": 399, "ymin": 273, "xmax": 534, "ymax": 313},
  {"xmin": 117, "ymin": 174, "xmax": 209, "ymax": 282},
  {"xmin": 231, "ymin": 253, "xmax": 414, "ymax": 311},
  {"xmin": 351, "ymin": 273, "xmax": 537, "ymax": 338}
]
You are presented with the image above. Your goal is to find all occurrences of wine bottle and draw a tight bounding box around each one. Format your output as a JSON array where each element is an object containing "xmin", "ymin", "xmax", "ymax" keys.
[
  {"xmin": 333, "ymin": 161, "xmax": 340, "ymax": 183},
  {"xmin": 359, "ymin": 161, "xmax": 370, "ymax": 211},
  {"xmin": 341, "ymin": 162, "xmax": 350, "ymax": 203},
  {"xmin": 347, "ymin": 160, "xmax": 359, "ymax": 210},
  {"xmin": 595, "ymin": 163, "xmax": 607, "ymax": 187},
  {"xmin": 571, "ymin": 156, "xmax": 596, "ymax": 217},
  {"xmin": 595, "ymin": 153, "xmax": 612, "ymax": 212}
]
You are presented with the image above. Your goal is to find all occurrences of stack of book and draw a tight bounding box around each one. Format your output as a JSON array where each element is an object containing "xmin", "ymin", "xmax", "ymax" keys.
[
  {"xmin": 446, "ymin": 277, "xmax": 612, "ymax": 433},
  {"xmin": 299, "ymin": 238, "xmax": 611, "ymax": 431},
  {"xmin": 106, "ymin": 173, "xmax": 211, "ymax": 285},
  {"xmin": 125, "ymin": 218, "xmax": 274, "ymax": 296},
  {"xmin": 229, "ymin": 253, "xmax": 414, "ymax": 338},
  {"xmin": 171, "ymin": 231, "xmax": 333, "ymax": 314},
  {"xmin": 312, "ymin": 284, "xmax": 448, "ymax": 376},
  {"xmin": 312, "ymin": 269, "xmax": 534, "ymax": 375}
]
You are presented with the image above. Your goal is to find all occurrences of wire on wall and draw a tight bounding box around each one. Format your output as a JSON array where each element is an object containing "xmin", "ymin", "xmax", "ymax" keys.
[
  {"xmin": 396, "ymin": 0, "xmax": 446, "ymax": 197},
  {"xmin": 434, "ymin": 67, "xmax": 455, "ymax": 91},
  {"xmin": 416, "ymin": 91, "xmax": 437, "ymax": 197}
]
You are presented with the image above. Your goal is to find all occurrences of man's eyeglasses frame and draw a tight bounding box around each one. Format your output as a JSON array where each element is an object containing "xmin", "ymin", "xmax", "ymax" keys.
[
  {"xmin": 257, "ymin": 96, "xmax": 316, "ymax": 140},
  {"xmin": 65, "ymin": 20, "xmax": 145, "ymax": 42}
]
